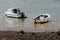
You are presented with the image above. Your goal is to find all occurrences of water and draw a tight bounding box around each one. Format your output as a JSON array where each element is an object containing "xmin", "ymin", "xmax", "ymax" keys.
[{"xmin": 0, "ymin": 0, "xmax": 60, "ymax": 32}]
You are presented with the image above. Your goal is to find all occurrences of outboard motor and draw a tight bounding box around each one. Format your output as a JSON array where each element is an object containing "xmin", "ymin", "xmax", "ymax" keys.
[{"xmin": 21, "ymin": 12, "xmax": 25, "ymax": 17}]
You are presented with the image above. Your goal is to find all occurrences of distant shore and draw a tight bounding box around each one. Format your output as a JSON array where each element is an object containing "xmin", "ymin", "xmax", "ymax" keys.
[{"xmin": 0, "ymin": 31, "xmax": 60, "ymax": 40}]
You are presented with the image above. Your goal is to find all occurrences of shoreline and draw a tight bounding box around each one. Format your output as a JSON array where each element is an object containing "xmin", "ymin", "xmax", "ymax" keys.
[{"xmin": 0, "ymin": 31, "xmax": 60, "ymax": 40}]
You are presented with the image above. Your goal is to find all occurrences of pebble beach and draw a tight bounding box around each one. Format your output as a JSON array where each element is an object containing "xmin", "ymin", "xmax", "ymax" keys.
[{"xmin": 0, "ymin": 31, "xmax": 60, "ymax": 40}]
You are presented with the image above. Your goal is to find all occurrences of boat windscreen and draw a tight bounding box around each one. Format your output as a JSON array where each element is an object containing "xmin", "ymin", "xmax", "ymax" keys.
[
  {"xmin": 40, "ymin": 15, "xmax": 44, "ymax": 17},
  {"xmin": 12, "ymin": 9, "xmax": 17, "ymax": 13},
  {"xmin": 40, "ymin": 15, "xmax": 48, "ymax": 18},
  {"xmin": 44, "ymin": 15, "xmax": 48, "ymax": 18}
]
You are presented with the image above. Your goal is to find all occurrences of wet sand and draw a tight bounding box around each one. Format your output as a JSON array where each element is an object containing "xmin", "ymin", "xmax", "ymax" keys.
[{"xmin": 0, "ymin": 31, "xmax": 60, "ymax": 40}]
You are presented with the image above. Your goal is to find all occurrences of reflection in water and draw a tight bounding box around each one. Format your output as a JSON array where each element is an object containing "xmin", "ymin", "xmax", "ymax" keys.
[
  {"xmin": 34, "ymin": 23, "xmax": 49, "ymax": 32},
  {"xmin": 5, "ymin": 17, "xmax": 26, "ymax": 31},
  {"xmin": 20, "ymin": 18, "xmax": 25, "ymax": 23},
  {"xmin": 5, "ymin": 17, "xmax": 26, "ymax": 25}
]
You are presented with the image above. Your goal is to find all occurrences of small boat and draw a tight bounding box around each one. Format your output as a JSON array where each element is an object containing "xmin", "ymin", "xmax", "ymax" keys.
[
  {"xmin": 34, "ymin": 13, "xmax": 50, "ymax": 23},
  {"xmin": 5, "ymin": 7, "xmax": 27, "ymax": 18}
]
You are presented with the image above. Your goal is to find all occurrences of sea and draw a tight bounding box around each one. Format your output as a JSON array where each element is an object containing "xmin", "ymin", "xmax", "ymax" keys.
[{"xmin": 0, "ymin": 0, "xmax": 60, "ymax": 32}]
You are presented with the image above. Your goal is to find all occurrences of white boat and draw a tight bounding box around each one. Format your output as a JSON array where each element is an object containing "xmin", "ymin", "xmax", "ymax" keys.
[
  {"xmin": 34, "ymin": 13, "xmax": 50, "ymax": 23},
  {"xmin": 5, "ymin": 7, "xmax": 27, "ymax": 18}
]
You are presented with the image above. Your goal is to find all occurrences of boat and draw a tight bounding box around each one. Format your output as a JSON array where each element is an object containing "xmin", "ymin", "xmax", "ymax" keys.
[
  {"xmin": 34, "ymin": 13, "xmax": 50, "ymax": 23},
  {"xmin": 5, "ymin": 7, "xmax": 27, "ymax": 18}
]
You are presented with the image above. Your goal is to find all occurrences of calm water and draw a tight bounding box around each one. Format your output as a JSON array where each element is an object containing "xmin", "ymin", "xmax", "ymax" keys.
[{"xmin": 0, "ymin": 0, "xmax": 60, "ymax": 32}]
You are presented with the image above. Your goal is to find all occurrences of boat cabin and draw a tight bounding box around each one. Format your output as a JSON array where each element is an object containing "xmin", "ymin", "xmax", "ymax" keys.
[{"xmin": 12, "ymin": 8, "xmax": 21, "ymax": 14}]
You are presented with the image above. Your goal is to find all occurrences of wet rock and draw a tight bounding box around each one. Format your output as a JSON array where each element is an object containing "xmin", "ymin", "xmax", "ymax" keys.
[
  {"xmin": 20, "ymin": 30, "xmax": 24, "ymax": 34},
  {"xmin": 57, "ymin": 31, "xmax": 60, "ymax": 35},
  {"xmin": 51, "ymin": 32, "xmax": 54, "ymax": 33},
  {"xmin": 32, "ymin": 33, "xmax": 35, "ymax": 35}
]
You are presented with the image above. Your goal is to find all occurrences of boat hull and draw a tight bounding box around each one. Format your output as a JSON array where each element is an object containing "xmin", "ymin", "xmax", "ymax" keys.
[
  {"xmin": 34, "ymin": 13, "xmax": 50, "ymax": 23},
  {"xmin": 5, "ymin": 12, "xmax": 27, "ymax": 18},
  {"xmin": 34, "ymin": 18, "xmax": 49, "ymax": 23},
  {"xmin": 5, "ymin": 14, "xmax": 27, "ymax": 18}
]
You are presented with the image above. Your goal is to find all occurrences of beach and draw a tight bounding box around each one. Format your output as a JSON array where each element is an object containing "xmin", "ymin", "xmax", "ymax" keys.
[{"xmin": 0, "ymin": 31, "xmax": 60, "ymax": 40}]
